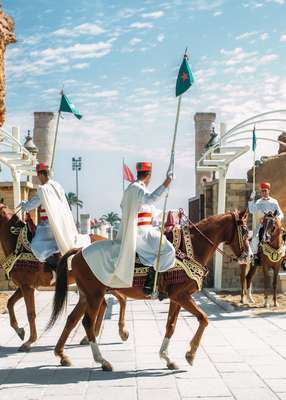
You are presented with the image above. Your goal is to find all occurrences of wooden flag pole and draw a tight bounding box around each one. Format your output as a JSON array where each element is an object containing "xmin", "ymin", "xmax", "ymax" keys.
[
  {"xmin": 252, "ymin": 144, "xmax": 256, "ymax": 232},
  {"xmin": 51, "ymin": 87, "xmax": 64, "ymax": 173},
  {"xmin": 152, "ymin": 95, "xmax": 182, "ymax": 298},
  {"xmin": 122, "ymin": 157, "xmax": 125, "ymax": 194}
]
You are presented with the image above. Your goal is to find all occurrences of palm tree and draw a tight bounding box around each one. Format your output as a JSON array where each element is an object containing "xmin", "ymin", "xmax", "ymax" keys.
[
  {"xmin": 100, "ymin": 211, "xmax": 121, "ymax": 226},
  {"xmin": 66, "ymin": 192, "xmax": 83, "ymax": 210}
]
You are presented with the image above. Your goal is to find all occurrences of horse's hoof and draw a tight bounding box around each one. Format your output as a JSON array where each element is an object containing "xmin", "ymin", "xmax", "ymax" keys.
[
  {"xmin": 264, "ymin": 302, "xmax": 270, "ymax": 308},
  {"xmin": 274, "ymin": 302, "xmax": 279, "ymax": 307},
  {"xmin": 80, "ymin": 336, "xmax": 89, "ymax": 346},
  {"xmin": 185, "ymin": 352, "xmax": 194, "ymax": 366},
  {"xmin": 18, "ymin": 343, "xmax": 31, "ymax": 352},
  {"xmin": 119, "ymin": 330, "xmax": 129, "ymax": 342},
  {"xmin": 248, "ymin": 298, "xmax": 255, "ymax": 304},
  {"xmin": 17, "ymin": 328, "xmax": 25, "ymax": 341},
  {"xmin": 102, "ymin": 361, "xmax": 113, "ymax": 371},
  {"xmin": 167, "ymin": 362, "xmax": 179, "ymax": 370},
  {"xmin": 60, "ymin": 357, "xmax": 72, "ymax": 367}
]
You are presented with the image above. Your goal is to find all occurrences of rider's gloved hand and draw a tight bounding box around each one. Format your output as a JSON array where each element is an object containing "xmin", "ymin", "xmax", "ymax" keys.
[{"xmin": 17, "ymin": 200, "xmax": 28, "ymax": 212}]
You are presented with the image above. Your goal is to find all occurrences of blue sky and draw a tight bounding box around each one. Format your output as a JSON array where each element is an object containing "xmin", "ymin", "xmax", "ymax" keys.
[{"xmin": 2, "ymin": 0, "xmax": 286, "ymax": 218}]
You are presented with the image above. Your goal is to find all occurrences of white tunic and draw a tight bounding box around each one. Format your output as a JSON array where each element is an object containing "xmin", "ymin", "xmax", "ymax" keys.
[
  {"xmin": 83, "ymin": 180, "xmax": 175, "ymax": 288},
  {"xmin": 21, "ymin": 195, "xmax": 58, "ymax": 262},
  {"xmin": 248, "ymin": 196, "xmax": 284, "ymax": 253}
]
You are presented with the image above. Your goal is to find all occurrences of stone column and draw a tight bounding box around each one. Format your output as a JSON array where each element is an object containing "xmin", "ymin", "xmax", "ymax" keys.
[
  {"xmin": 0, "ymin": 9, "xmax": 16, "ymax": 127},
  {"xmin": 33, "ymin": 112, "xmax": 57, "ymax": 167},
  {"xmin": 194, "ymin": 112, "xmax": 216, "ymax": 196}
]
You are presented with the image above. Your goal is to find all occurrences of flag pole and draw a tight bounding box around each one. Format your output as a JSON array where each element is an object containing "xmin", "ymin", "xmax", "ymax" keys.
[
  {"xmin": 152, "ymin": 95, "xmax": 182, "ymax": 298},
  {"xmin": 122, "ymin": 157, "xmax": 125, "ymax": 194},
  {"xmin": 252, "ymin": 144, "xmax": 256, "ymax": 232},
  {"xmin": 51, "ymin": 87, "xmax": 64, "ymax": 173}
]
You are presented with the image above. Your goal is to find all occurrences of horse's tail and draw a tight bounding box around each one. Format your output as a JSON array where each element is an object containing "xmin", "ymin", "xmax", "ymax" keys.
[{"xmin": 47, "ymin": 248, "xmax": 79, "ymax": 330}]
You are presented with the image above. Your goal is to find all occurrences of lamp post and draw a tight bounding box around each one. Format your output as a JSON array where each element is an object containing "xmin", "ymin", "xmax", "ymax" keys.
[{"xmin": 72, "ymin": 156, "xmax": 82, "ymax": 229}]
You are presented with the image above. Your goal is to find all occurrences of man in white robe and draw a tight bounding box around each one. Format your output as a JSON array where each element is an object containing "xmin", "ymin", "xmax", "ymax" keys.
[
  {"xmin": 248, "ymin": 181, "xmax": 283, "ymax": 265},
  {"xmin": 82, "ymin": 161, "xmax": 175, "ymax": 292},
  {"xmin": 19, "ymin": 163, "xmax": 90, "ymax": 267}
]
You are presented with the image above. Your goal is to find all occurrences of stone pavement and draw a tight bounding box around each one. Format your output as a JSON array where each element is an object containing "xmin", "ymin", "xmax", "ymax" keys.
[{"xmin": 1, "ymin": 291, "xmax": 286, "ymax": 400}]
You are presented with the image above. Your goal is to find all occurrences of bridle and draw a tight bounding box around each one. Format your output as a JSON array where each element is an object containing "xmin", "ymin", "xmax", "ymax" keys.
[{"xmin": 178, "ymin": 209, "xmax": 249, "ymax": 262}]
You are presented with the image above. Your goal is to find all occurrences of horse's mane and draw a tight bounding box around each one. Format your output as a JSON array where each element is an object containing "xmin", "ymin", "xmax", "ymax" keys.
[{"xmin": 195, "ymin": 211, "xmax": 234, "ymax": 229}]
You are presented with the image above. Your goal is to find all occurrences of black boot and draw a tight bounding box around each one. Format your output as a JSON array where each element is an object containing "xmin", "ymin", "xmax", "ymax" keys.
[
  {"xmin": 143, "ymin": 267, "xmax": 155, "ymax": 295},
  {"xmin": 282, "ymin": 258, "xmax": 286, "ymax": 271},
  {"xmin": 253, "ymin": 254, "xmax": 260, "ymax": 267},
  {"xmin": 46, "ymin": 253, "xmax": 60, "ymax": 271}
]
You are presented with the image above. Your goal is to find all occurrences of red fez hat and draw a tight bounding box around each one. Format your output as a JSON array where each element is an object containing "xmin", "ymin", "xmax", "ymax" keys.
[
  {"xmin": 36, "ymin": 162, "xmax": 49, "ymax": 173},
  {"xmin": 136, "ymin": 162, "xmax": 152, "ymax": 172},
  {"xmin": 260, "ymin": 181, "xmax": 271, "ymax": 190}
]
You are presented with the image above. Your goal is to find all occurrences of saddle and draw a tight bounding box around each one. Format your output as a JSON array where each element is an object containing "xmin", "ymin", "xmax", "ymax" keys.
[{"xmin": 132, "ymin": 224, "xmax": 208, "ymax": 291}]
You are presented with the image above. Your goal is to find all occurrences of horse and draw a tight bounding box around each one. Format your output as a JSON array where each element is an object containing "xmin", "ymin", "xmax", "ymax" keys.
[
  {"xmin": 240, "ymin": 211, "xmax": 285, "ymax": 307},
  {"xmin": 48, "ymin": 210, "xmax": 251, "ymax": 371},
  {"xmin": 0, "ymin": 203, "xmax": 127, "ymax": 351}
]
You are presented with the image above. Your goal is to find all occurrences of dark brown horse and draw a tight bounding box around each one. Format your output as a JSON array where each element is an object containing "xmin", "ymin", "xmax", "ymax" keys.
[
  {"xmin": 0, "ymin": 204, "xmax": 127, "ymax": 351},
  {"xmin": 240, "ymin": 211, "xmax": 284, "ymax": 307},
  {"xmin": 49, "ymin": 210, "xmax": 251, "ymax": 370}
]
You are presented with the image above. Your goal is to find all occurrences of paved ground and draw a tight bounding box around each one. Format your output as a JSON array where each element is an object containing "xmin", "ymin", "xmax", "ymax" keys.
[{"xmin": 1, "ymin": 291, "xmax": 286, "ymax": 400}]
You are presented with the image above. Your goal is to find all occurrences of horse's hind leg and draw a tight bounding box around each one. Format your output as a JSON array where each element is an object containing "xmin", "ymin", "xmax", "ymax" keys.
[
  {"xmin": 263, "ymin": 266, "xmax": 270, "ymax": 308},
  {"xmin": 176, "ymin": 292, "xmax": 208, "ymax": 366},
  {"xmin": 54, "ymin": 295, "xmax": 86, "ymax": 366},
  {"xmin": 83, "ymin": 294, "xmax": 113, "ymax": 371},
  {"xmin": 159, "ymin": 300, "xmax": 180, "ymax": 370},
  {"xmin": 7, "ymin": 288, "xmax": 25, "ymax": 340},
  {"xmin": 18, "ymin": 286, "xmax": 37, "ymax": 352},
  {"xmin": 112, "ymin": 291, "xmax": 129, "ymax": 341}
]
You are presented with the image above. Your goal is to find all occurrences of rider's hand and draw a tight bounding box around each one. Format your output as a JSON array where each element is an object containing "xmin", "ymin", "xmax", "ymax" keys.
[
  {"xmin": 17, "ymin": 200, "xmax": 27, "ymax": 212},
  {"xmin": 163, "ymin": 176, "xmax": 172, "ymax": 188}
]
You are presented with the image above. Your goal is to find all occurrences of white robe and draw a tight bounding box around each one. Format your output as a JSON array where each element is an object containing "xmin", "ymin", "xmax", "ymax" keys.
[{"xmin": 83, "ymin": 180, "xmax": 175, "ymax": 288}]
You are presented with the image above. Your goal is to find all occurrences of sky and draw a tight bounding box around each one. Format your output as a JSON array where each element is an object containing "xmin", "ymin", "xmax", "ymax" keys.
[{"xmin": 2, "ymin": 0, "xmax": 286, "ymax": 219}]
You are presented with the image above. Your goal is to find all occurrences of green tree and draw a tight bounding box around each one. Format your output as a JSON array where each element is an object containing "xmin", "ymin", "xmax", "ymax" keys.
[
  {"xmin": 100, "ymin": 211, "xmax": 121, "ymax": 226},
  {"xmin": 66, "ymin": 192, "xmax": 83, "ymax": 210}
]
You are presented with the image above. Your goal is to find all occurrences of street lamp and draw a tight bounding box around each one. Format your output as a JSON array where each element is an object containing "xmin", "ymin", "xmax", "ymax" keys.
[{"xmin": 72, "ymin": 156, "xmax": 82, "ymax": 230}]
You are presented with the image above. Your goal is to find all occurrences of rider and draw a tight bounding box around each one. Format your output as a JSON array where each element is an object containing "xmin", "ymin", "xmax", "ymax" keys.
[
  {"xmin": 248, "ymin": 181, "xmax": 283, "ymax": 265},
  {"xmin": 18, "ymin": 163, "xmax": 90, "ymax": 269},
  {"xmin": 18, "ymin": 163, "xmax": 59, "ymax": 268},
  {"xmin": 82, "ymin": 161, "xmax": 175, "ymax": 294}
]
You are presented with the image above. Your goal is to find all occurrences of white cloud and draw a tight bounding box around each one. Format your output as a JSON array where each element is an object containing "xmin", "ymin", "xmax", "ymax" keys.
[
  {"xmin": 280, "ymin": 34, "xmax": 286, "ymax": 42},
  {"xmin": 220, "ymin": 47, "xmax": 257, "ymax": 66},
  {"xmin": 236, "ymin": 66, "xmax": 257, "ymax": 74},
  {"xmin": 266, "ymin": 0, "xmax": 284, "ymax": 4},
  {"xmin": 157, "ymin": 33, "xmax": 165, "ymax": 42},
  {"xmin": 53, "ymin": 23, "xmax": 105, "ymax": 37},
  {"xmin": 213, "ymin": 10, "xmax": 223, "ymax": 16},
  {"xmin": 236, "ymin": 31, "xmax": 258, "ymax": 40},
  {"xmin": 141, "ymin": 68, "xmax": 155, "ymax": 73},
  {"xmin": 142, "ymin": 11, "xmax": 165, "ymax": 18},
  {"xmin": 258, "ymin": 53, "xmax": 279, "ymax": 64},
  {"xmin": 129, "ymin": 37, "xmax": 142, "ymax": 46},
  {"xmin": 73, "ymin": 63, "xmax": 89, "ymax": 69},
  {"xmin": 94, "ymin": 90, "xmax": 119, "ymax": 98},
  {"xmin": 129, "ymin": 22, "xmax": 153, "ymax": 29},
  {"xmin": 189, "ymin": 0, "xmax": 224, "ymax": 11},
  {"xmin": 260, "ymin": 32, "xmax": 269, "ymax": 40}
]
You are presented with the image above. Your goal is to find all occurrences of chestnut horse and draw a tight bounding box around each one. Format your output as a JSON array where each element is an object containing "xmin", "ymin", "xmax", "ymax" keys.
[
  {"xmin": 240, "ymin": 211, "xmax": 284, "ymax": 307},
  {"xmin": 0, "ymin": 204, "xmax": 127, "ymax": 351},
  {"xmin": 48, "ymin": 210, "xmax": 251, "ymax": 370}
]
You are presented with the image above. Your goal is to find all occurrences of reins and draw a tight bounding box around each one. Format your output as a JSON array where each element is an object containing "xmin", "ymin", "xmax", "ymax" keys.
[{"xmin": 179, "ymin": 209, "xmax": 245, "ymax": 262}]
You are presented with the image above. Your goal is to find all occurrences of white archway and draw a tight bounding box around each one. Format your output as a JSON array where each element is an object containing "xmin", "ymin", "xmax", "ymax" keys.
[
  {"xmin": 0, "ymin": 126, "xmax": 37, "ymax": 207},
  {"xmin": 196, "ymin": 110, "xmax": 286, "ymax": 289}
]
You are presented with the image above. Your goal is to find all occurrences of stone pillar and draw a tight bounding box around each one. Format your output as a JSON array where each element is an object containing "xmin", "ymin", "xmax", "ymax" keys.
[
  {"xmin": 194, "ymin": 112, "xmax": 216, "ymax": 196},
  {"xmin": 33, "ymin": 112, "xmax": 57, "ymax": 167}
]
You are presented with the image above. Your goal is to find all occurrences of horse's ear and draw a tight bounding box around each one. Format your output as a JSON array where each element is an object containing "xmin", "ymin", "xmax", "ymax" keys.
[{"xmin": 240, "ymin": 209, "xmax": 248, "ymax": 220}]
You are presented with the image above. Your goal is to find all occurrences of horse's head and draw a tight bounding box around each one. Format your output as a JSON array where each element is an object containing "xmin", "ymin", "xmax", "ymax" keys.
[
  {"xmin": 0, "ymin": 203, "xmax": 25, "ymax": 236},
  {"xmin": 260, "ymin": 211, "xmax": 282, "ymax": 243},
  {"xmin": 226, "ymin": 210, "xmax": 252, "ymax": 264}
]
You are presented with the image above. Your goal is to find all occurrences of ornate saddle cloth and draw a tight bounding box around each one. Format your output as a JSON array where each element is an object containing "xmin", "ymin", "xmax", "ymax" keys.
[
  {"xmin": 133, "ymin": 225, "xmax": 208, "ymax": 291},
  {"xmin": 260, "ymin": 241, "xmax": 285, "ymax": 263},
  {"xmin": 2, "ymin": 225, "xmax": 40, "ymax": 278}
]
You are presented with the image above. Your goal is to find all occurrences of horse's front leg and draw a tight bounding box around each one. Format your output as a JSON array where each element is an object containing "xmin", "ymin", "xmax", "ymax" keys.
[
  {"xmin": 263, "ymin": 265, "xmax": 270, "ymax": 308},
  {"xmin": 240, "ymin": 263, "xmax": 247, "ymax": 304},
  {"xmin": 159, "ymin": 300, "xmax": 181, "ymax": 370},
  {"xmin": 7, "ymin": 287, "xmax": 25, "ymax": 340},
  {"xmin": 246, "ymin": 262, "xmax": 257, "ymax": 304},
  {"xmin": 175, "ymin": 292, "xmax": 208, "ymax": 366},
  {"xmin": 273, "ymin": 266, "xmax": 280, "ymax": 307},
  {"xmin": 112, "ymin": 291, "xmax": 129, "ymax": 341},
  {"xmin": 18, "ymin": 285, "xmax": 37, "ymax": 352}
]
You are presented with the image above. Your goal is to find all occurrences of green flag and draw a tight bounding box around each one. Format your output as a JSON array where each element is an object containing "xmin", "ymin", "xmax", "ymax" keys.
[
  {"xmin": 176, "ymin": 54, "xmax": 194, "ymax": 97},
  {"xmin": 59, "ymin": 94, "xmax": 82, "ymax": 120},
  {"xmin": 252, "ymin": 126, "xmax": 256, "ymax": 152}
]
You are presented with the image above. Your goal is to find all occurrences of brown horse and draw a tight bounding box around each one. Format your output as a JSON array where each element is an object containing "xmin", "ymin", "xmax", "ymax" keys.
[
  {"xmin": 0, "ymin": 203, "xmax": 127, "ymax": 351},
  {"xmin": 48, "ymin": 210, "xmax": 251, "ymax": 370},
  {"xmin": 240, "ymin": 211, "xmax": 284, "ymax": 307}
]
